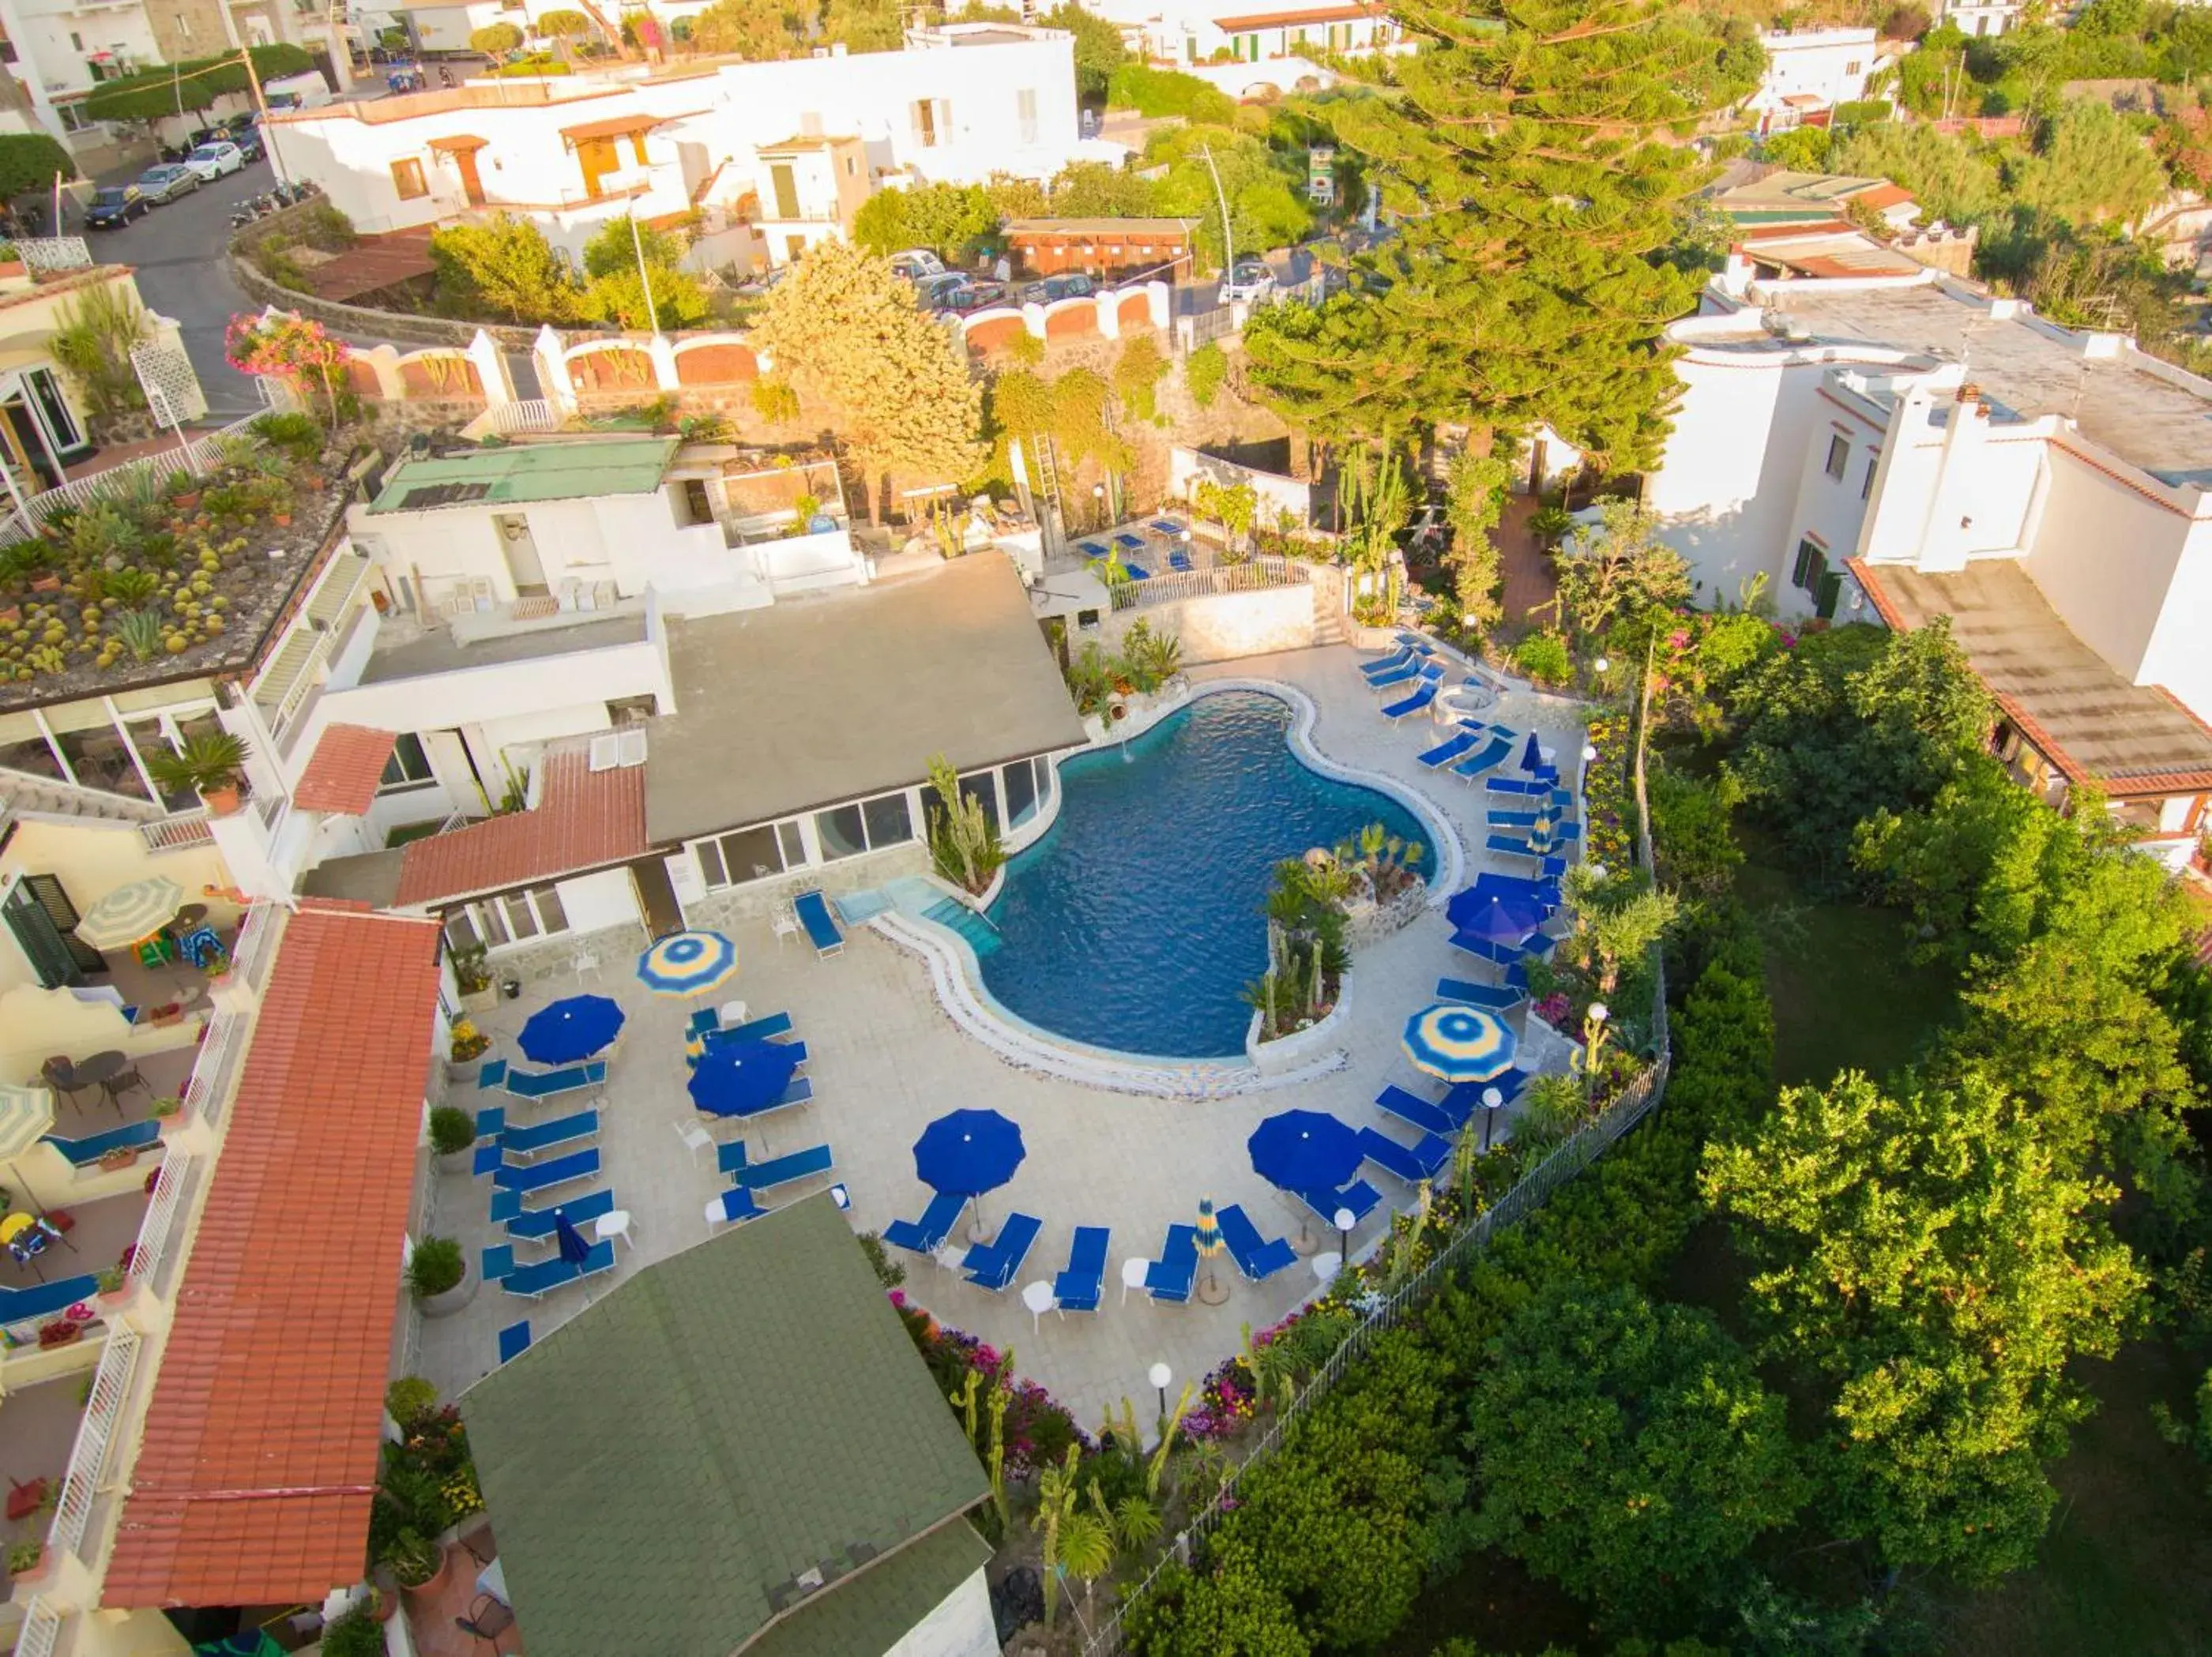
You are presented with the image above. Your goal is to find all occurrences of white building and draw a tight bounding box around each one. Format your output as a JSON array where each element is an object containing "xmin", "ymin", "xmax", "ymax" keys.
[
  {"xmin": 1085, "ymin": 0, "xmax": 1398, "ymax": 74},
  {"xmin": 1939, "ymin": 0, "xmax": 2021, "ymax": 37},
  {"xmin": 1646, "ymin": 261, "xmax": 2212, "ymax": 862},
  {"xmin": 1747, "ymin": 27, "xmax": 1879, "ymax": 133},
  {"xmin": 272, "ymin": 24, "xmax": 1102, "ymax": 261}
]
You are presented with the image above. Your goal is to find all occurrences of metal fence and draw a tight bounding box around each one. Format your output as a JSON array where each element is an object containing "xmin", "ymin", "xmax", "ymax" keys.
[
  {"xmin": 15, "ymin": 1599, "xmax": 60, "ymax": 1657},
  {"xmin": 126, "ymin": 1151, "xmax": 193, "ymax": 1290},
  {"xmin": 1081, "ymin": 670, "xmax": 1672, "ymax": 1657},
  {"xmin": 48, "ymin": 1325, "xmax": 142, "ymax": 1564},
  {"xmin": 231, "ymin": 901, "xmax": 279, "ymax": 996},
  {"xmin": 15, "ymin": 236, "xmax": 91, "ymax": 274},
  {"xmin": 1109, "ymin": 558, "xmax": 1309, "ymax": 612}
]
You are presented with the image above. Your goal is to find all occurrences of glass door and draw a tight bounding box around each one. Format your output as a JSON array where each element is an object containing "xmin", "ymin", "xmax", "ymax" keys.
[{"xmin": 23, "ymin": 368, "xmax": 84, "ymax": 458}]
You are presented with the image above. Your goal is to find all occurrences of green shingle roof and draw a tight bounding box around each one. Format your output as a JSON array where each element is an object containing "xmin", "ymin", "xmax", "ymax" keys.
[
  {"xmin": 367, "ymin": 437, "xmax": 679, "ymax": 513},
  {"xmin": 748, "ymin": 1520, "xmax": 991, "ymax": 1657},
  {"xmin": 461, "ymin": 1194, "xmax": 990, "ymax": 1657}
]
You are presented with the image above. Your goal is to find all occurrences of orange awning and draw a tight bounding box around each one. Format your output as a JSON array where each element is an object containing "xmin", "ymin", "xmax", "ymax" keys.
[
  {"xmin": 561, "ymin": 114, "xmax": 657, "ymax": 145},
  {"xmin": 426, "ymin": 132, "xmax": 488, "ymax": 152}
]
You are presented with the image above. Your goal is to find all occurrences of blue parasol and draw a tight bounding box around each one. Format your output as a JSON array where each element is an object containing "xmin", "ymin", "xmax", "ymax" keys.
[
  {"xmin": 913, "ymin": 1109, "xmax": 1026, "ymax": 1197},
  {"xmin": 1247, "ymin": 1109, "xmax": 1361, "ymax": 1197},
  {"xmin": 552, "ymin": 1206, "xmax": 592, "ymax": 1266},
  {"xmin": 635, "ymin": 930, "xmax": 737, "ymax": 997},
  {"xmin": 1444, "ymin": 886, "xmax": 1552, "ymax": 945},
  {"xmin": 687, "ymin": 1040, "xmax": 801, "ymax": 1119},
  {"xmin": 1518, "ymin": 730, "xmax": 1546, "ymax": 774},
  {"xmin": 518, "ymin": 994, "xmax": 625, "ymax": 1065},
  {"xmin": 1402, "ymin": 1002, "xmax": 1518, "ymax": 1084}
]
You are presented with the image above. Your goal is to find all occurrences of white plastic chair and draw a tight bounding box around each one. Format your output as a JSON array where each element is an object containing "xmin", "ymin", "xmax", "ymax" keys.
[
  {"xmin": 672, "ymin": 1118, "xmax": 714, "ymax": 1163},
  {"xmin": 570, "ymin": 944, "xmax": 600, "ymax": 983},
  {"xmin": 772, "ymin": 911, "xmax": 800, "ymax": 948}
]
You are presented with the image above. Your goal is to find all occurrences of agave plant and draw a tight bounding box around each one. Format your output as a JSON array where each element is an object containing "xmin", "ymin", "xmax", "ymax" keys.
[{"xmin": 111, "ymin": 607, "xmax": 165, "ymax": 663}]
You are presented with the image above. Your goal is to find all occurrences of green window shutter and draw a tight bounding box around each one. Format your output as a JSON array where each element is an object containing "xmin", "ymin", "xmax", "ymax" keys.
[
  {"xmin": 1792, "ymin": 539, "xmax": 1816, "ymax": 588},
  {"xmin": 1815, "ymin": 569, "xmax": 1842, "ymax": 620}
]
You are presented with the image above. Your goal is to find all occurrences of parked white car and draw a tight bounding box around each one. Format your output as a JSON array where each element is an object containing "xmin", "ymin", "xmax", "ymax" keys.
[
  {"xmin": 1217, "ymin": 257, "xmax": 1277, "ymax": 306},
  {"xmin": 889, "ymin": 249, "xmax": 946, "ymax": 282},
  {"xmin": 182, "ymin": 141, "xmax": 246, "ymax": 181}
]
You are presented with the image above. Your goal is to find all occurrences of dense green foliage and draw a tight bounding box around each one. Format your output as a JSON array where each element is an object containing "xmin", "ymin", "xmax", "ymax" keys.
[
  {"xmin": 0, "ymin": 133, "xmax": 74, "ymax": 202},
  {"xmin": 429, "ymin": 214, "xmax": 585, "ymax": 323},
  {"xmin": 578, "ymin": 213, "xmax": 709, "ymax": 329},
  {"xmin": 81, "ymin": 44, "xmax": 311, "ymax": 124},
  {"xmin": 1242, "ymin": 0, "xmax": 1758, "ymax": 458},
  {"xmin": 1107, "ymin": 63, "xmax": 1238, "ymax": 124}
]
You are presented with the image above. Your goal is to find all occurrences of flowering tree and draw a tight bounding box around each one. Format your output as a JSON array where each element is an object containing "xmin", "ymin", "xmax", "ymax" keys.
[{"xmin": 225, "ymin": 312, "xmax": 352, "ymax": 428}]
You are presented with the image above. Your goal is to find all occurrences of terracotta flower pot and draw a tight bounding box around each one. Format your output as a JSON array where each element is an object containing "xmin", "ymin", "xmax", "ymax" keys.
[
  {"xmin": 201, "ymin": 781, "xmax": 243, "ymax": 817},
  {"xmin": 401, "ymin": 1545, "xmax": 458, "ymax": 1602}
]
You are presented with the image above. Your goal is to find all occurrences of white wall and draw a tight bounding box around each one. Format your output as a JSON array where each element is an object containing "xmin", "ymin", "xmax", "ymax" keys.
[
  {"xmin": 553, "ymin": 866, "xmax": 638, "ymax": 934},
  {"xmin": 0, "ymin": 0, "xmax": 162, "ymax": 107},
  {"xmin": 1751, "ymin": 28, "xmax": 1877, "ymax": 123},
  {"xmin": 881, "ymin": 1562, "xmax": 996, "ymax": 1657},
  {"xmin": 2023, "ymin": 451, "xmax": 2195, "ymax": 689}
]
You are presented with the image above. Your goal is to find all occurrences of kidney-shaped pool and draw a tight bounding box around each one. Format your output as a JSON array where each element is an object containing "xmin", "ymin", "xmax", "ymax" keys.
[{"xmin": 969, "ymin": 689, "xmax": 1431, "ymax": 1058}]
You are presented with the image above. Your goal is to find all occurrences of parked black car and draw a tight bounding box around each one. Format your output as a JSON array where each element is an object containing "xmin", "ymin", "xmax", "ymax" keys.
[{"xmin": 84, "ymin": 185, "xmax": 149, "ymax": 229}]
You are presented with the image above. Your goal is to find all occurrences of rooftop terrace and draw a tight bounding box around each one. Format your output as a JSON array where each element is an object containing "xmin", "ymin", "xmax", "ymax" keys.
[{"xmin": 368, "ymin": 439, "xmax": 681, "ymax": 516}]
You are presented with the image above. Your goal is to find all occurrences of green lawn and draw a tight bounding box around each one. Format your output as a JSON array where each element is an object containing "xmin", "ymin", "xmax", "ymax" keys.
[{"xmin": 1732, "ymin": 860, "xmax": 1956, "ymax": 1088}]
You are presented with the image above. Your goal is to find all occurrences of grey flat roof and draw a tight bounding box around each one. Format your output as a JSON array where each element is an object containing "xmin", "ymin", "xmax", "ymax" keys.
[
  {"xmin": 1774, "ymin": 284, "xmax": 2212, "ymax": 485},
  {"xmin": 645, "ymin": 554, "xmax": 1087, "ymax": 844},
  {"xmin": 298, "ymin": 847, "xmax": 405, "ymax": 907},
  {"xmin": 362, "ymin": 614, "xmax": 647, "ymax": 683},
  {"xmin": 1853, "ymin": 557, "xmax": 2212, "ymax": 794}
]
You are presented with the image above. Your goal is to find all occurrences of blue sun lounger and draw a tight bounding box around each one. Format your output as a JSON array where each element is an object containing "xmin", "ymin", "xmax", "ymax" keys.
[
  {"xmin": 499, "ymin": 1239, "xmax": 615, "ymax": 1300},
  {"xmin": 498, "ymin": 1321, "xmax": 532, "ymax": 1363},
  {"xmin": 1375, "ymin": 1084, "xmax": 1458, "ymax": 1138},
  {"xmin": 1449, "ymin": 734, "xmax": 1516, "ymax": 781},
  {"xmin": 1076, "ymin": 540, "xmax": 1108, "ymax": 558},
  {"xmin": 1488, "ymin": 830, "xmax": 1574, "ymax": 859},
  {"xmin": 1216, "ymin": 1203, "xmax": 1295, "ymax": 1282},
  {"xmin": 1487, "ymin": 776, "xmax": 1556, "ymax": 798},
  {"xmin": 1360, "ymin": 1125, "xmax": 1452, "ymax": 1185},
  {"xmin": 962, "ymin": 1212, "xmax": 1044, "ymax": 1291},
  {"xmin": 1168, "ymin": 544, "xmax": 1193, "ymax": 572},
  {"xmin": 1450, "ymin": 930, "xmax": 1554, "ymax": 967},
  {"xmin": 1297, "ymin": 1177, "xmax": 1382, "ymax": 1229},
  {"xmin": 478, "ymin": 1061, "xmax": 508, "ymax": 1089},
  {"xmin": 884, "ymin": 1190, "xmax": 967, "ymax": 1257},
  {"xmin": 1053, "ymin": 1227, "xmax": 1111, "ymax": 1312},
  {"xmin": 491, "ymin": 1147, "xmax": 600, "ymax": 1200},
  {"xmin": 1144, "ymin": 1223, "xmax": 1200, "ymax": 1304},
  {"xmin": 1361, "ymin": 645, "xmax": 1420, "ymax": 680},
  {"xmin": 1444, "ymin": 1068, "xmax": 1532, "ymax": 1118},
  {"xmin": 1418, "ymin": 727, "xmax": 1487, "ymax": 768},
  {"xmin": 706, "ymin": 1185, "xmax": 768, "ymax": 1226},
  {"xmin": 494, "ymin": 1187, "xmax": 617, "ymax": 1241},
  {"xmin": 793, "ymin": 889, "xmax": 845, "ymax": 956},
  {"xmin": 502, "ymin": 1060, "xmax": 607, "ymax": 1102},
  {"xmin": 1365, "ymin": 657, "xmax": 1427, "ymax": 690},
  {"xmin": 1121, "ymin": 558, "xmax": 1153, "ymax": 580},
  {"xmin": 1435, "ymin": 976, "xmax": 1529, "ymax": 1013},
  {"xmin": 497, "ymin": 1108, "xmax": 600, "ymax": 1159},
  {"xmin": 1382, "ymin": 681, "xmax": 1438, "ymax": 720},
  {"xmin": 724, "ymin": 1142, "xmax": 835, "ymax": 1193}
]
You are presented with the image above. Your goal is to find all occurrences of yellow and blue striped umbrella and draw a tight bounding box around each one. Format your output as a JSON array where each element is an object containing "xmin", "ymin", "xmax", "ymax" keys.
[
  {"xmin": 74, "ymin": 877, "xmax": 183, "ymax": 949},
  {"xmin": 636, "ymin": 930, "xmax": 737, "ymax": 997},
  {"xmin": 1401, "ymin": 1001, "xmax": 1517, "ymax": 1084},
  {"xmin": 1194, "ymin": 1197, "xmax": 1223, "ymax": 1261},
  {"xmin": 0, "ymin": 1084, "xmax": 53, "ymax": 1159}
]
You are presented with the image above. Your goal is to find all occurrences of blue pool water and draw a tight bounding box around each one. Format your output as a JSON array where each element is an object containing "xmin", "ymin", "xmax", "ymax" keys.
[{"xmin": 972, "ymin": 689, "xmax": 1430, "ymax": 1058}]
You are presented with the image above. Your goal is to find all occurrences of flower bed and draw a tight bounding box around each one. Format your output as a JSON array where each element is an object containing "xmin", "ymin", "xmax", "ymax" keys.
[
  {"xmin": 892, "ymin": 1292, "xmax": 1092, "ymax": 1476},
  {"xmin": 1580, "ymin": 708, "xmax": 1633, "ymax": 870}
]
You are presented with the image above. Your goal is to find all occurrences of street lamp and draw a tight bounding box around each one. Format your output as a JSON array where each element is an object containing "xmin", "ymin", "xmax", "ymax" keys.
[
  {"xmin": 1480, "ymin": 1084, "xmax": 1503, "ymax": 1152},
  {"xmin": 1332, "ymin": 1205, "xmax": 1356, "ymax": 1264},
  {"xmin": 1149, "ymin": 1361, "xmax": 1172, "ymax": 1425},
  {"xmin": 1593, "ymin": 656, "xmax": 1610, "ymax": 675},
  {"xmin": 1584, "ymin": 1001, "xmax": 1610, "ymax": 1099},
  {"xmin": 1092, "ymin": 479, "xmax": 1108, "ymax": 534}
]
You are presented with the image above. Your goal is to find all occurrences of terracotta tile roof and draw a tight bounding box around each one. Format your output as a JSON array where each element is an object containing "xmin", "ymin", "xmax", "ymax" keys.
[
  {"xmin": 103, "ymin": 906, "xmax": 444, "ymax": 1609},
  {"xmin": 1212, "ymin": 1, "xmax": 1380, "ymax": 25},
  {"xmin": 293, "ymin": 724, "xmax": 397, "ymax": 816},
  {"xmin": 396, "ymin": 735, "xmax": 649, "ymax": 907}
]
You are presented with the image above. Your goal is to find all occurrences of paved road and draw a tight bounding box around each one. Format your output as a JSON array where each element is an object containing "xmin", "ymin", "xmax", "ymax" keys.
[{"xmin": 93, "ymin": 161, "xmax": 276, "ymax": 419}]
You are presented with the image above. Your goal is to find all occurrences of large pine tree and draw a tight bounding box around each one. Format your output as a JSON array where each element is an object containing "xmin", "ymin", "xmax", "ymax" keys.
[{"xmin": 1245, "ymin": 0, "xmax": 1760, "ymax": 468}]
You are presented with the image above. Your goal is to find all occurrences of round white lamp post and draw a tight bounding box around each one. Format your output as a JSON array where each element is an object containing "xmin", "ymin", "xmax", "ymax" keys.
[
  {"xmin": 1333, "ymin": 1205, "xmax": 1356, "ymax": 1264},
  {"xmin": 1481, "ymin": 1084, "xmax": 1504, "ymax": 1151},
  {"xmin": 1584, "ymin": 1000, "xmax": 1610, "ymax": 1099},
  {"xmin": 1149, "ymin": 1361, "xmax": 1172, "ymax": 1426}
]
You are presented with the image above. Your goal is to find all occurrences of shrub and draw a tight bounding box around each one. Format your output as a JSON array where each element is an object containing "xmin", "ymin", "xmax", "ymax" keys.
[
  {"xmin": 1185, "ymin": 340, "xmax": 1227, "ymax": 408},
  {"xmin": 1105, "ymin": 62, "xmax": 1236, "ymax": 123},
  {"xmin": 857, "ymin": 1230, "xmax": 906, "ymax": 1289},
  {"xmin": 385, "ymin": 1376, "xmax": 438, "ymax": 1424},
  {"xmin": 1511, "ymin": 629, "xmax": 1572, "ymax": 686},
  {"xmin": 318, "ymin": 1609, "xmax": 384, "ymax": 1657},
  {"xmin": 248, "ymin": 410, "xmax": 324, "ymax": 463},
  {"xmin": 406, "ymin": 1237, "xmax": 465, "ymax": 1299},
  {"xmin": 427, "ymin": 1106, "xmax": 476, "ymax": 1157}
]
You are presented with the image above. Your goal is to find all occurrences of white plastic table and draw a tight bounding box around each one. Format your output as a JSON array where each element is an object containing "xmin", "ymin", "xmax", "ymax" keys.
[
  {"xmin": 592, "ymin": 1209, "xmax": 634, "ymax": 1249},
  {"xmin": 1021, "ymin": 1279, "xmax": 1054, "ymax": 1331},
  {"xmin": 1120, "ymin": 1257, "xmax": 1149, "ymax": 1305},
  {"xmin": 476, "ymin": 1556, "xmax": 508, "ymax": 1606},
  {"xmin": 1311, "ymin": 1251, "xmax": 1343, "ymax": 1287}
]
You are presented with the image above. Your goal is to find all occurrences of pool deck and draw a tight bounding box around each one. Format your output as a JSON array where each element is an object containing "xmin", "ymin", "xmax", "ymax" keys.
[{"xmin": 418, "ymin": 644, "xmax": 1591, "ymax": 1434}]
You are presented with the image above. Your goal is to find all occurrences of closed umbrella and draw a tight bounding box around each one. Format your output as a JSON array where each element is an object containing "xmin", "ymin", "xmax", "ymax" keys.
[
  {"xmin": 74, "ymin": 877, "xmax": 183, "ymax": 950},
  {"xmin": 635, "ymin": 930, "xmax": 737, "ymax": 998},
  {"xmin": 1248, "ymin": 1110, "xmax": 1361, "ymax": 1253},
  {"xmin": 1518, "ymin": 730, "xmax": 1546, "ymax": 775},
  {"xmin": 518, "ymin": 994, "xmax": 625, "ymax": 1065},
  {"xmin": 1402, "ymin": 1002, "xmax": 1518, "ymax": 1084},
  {"xmin": 552, "ymin": 1206, "xmax": 592, "ymax": 1267},
  {"xmin": 687, "ymin": 1040, "xmax": 800, "ymax": 1120},
  {"xmin": 914, "ymin": 1108, "xmax": 1026, "ymax": 1241},
  {"xmin": 1194, "ymin": 1196, "xmax": 1228, "ymax": 1305}
]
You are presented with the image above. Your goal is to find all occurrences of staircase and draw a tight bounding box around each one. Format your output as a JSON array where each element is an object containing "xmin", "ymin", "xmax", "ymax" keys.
[
  {"xmin": 0, "ymin": 765, "xmax": 167, "ymax": 826},
  {"xmin": 1311, "ymin": 582, "xmax": 1347, "ymax": 648}
]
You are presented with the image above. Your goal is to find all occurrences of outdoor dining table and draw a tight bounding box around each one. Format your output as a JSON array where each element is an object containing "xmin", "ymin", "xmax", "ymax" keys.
[{"xmin": 70, "ymin": 1050, "xmax": 137, "ymax": 1110}]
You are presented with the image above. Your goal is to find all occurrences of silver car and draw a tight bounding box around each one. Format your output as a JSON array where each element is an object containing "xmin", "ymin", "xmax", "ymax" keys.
[{"xmin": 135, "ymin": 163, "xmax": 201, "ymax": 205}]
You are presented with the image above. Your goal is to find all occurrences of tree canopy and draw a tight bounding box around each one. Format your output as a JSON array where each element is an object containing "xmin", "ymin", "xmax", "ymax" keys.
[
  {"xmin": 1454, "ymin": 1279, "xmax": 1804, "ymax": 1619},
  {"xmin": 81, "ymin": 43, "xmax": 313, "ymax": 125},
  {"xmin": 0, "ymin": 133, "xmax": 75, "ymax": 202},
  {"xmin": 1040, "ymin": 1, "xmax": 1127, "ymax": 100},
  {"xmin": 686, "ymin": 0, "xmax": 809, "ymax": 59},
  {"xmin": 750, "ymin": 240, "xmax": 984, "ymax": 490},
  {"xmin": 428, "ymin": 213, "xmax": 581, "ymax": 324},
  {"xmin": 1242, "ymin": 0, "xmax": 1759, "ymax": 461}
]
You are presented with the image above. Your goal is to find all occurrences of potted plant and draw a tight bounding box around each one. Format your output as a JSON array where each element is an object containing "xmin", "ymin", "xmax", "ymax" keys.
[
  {"xmin": 319, "ymin": 1604, "xmax": 388, "ymax": 1655},
  {"xmin": 448, "ymin": 1019, "xmax": 490, "ymax": 1082},
  {"xmin": 37, "ymin": 1319, "xmax": 81, "ymax": 1349},
  {"xmin": 149, "ymin": 1095, "xmax": 183, "ymax": 1134},
  {"xmin": 95, "ymin": 1264, "xmax": 128, "ymax": 1304},
  {"xmin": 385, "ymin": 1527, "xmax": 448, "ymax": 1597},
  {"xmin": 7, "ymin": 1539, "xmax": 45, "ymax": 1580},
  {"xmin": 408, "ymin": 1236, "xmax": 474, "ymax": 1317},
  {"xmin": 145, "ymin": 729, "xmax": 251, "ymax": 816},
  {"xmin": 427, "ymin": 1105, "xmax": 476, "ymax": 1172},
  {"xmin": 97, "ymin": 1144, "xmax": 137, "ymax": 1171}
]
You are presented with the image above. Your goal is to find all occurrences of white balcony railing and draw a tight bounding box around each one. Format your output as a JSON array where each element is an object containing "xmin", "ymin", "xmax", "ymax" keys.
[
  {"xmin": 48, "ymin": 1326, "xmax": 141, "ymax": 1564},
  {"xmin": 231, "ymin": 902, "xmax": 278, "ymax": 995},
  {"xmin": 126, "ymin": 1152, "xmax": 191, "ymax": 1291},
  {"xmin": 183, "ymin": 1009, "xmax": 246, "ymax": 1126},
  {"xmin": 138, "ymin": 808, "xmax": 214, "ymax": 852},
  {"xmin": 16, "ymin": 1599, "xmax": 61, "ymax": 1657}
]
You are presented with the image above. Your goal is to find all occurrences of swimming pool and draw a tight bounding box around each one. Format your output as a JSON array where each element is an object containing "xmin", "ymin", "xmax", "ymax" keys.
[{"xmin": 961, "ymin": 689, "xmax": 1431, "ymax": 1058}]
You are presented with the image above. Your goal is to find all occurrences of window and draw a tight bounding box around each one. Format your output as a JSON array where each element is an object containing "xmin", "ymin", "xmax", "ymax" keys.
[
  {"xmin": 1814, "ymin": 569, "xmax": 1843, "ymax": 621},
  {"xmin": 1791, "ymin": 539, "xmax": 1827, "ymax": 594},
  {"xmin": 1003, "ymin": 757, "xmax": 1040, "ymax": 828},
  {"xmin": 444, "ymin": 883, "xmax": 568, "ymax": 951},
  {"xmin": 911, "ymin": 99, "xmax": 949, "ymax": 148},
  {"xmin": 58, "ymin": 104, "xmax": 92, "ymax": 133},
  {"xmin": 1017, "ymin": 88, "xmax": 1037, "ymax": 147},
  {"xmin": 958, "ymin": 770, "xmax": 999, "ymax": 833},
  {"xmin": 863, "ymin": 791, "xmax": 913, "ymax": 848},
  {"xmin": 696, "ymin": 820, "xmax": 805, "ymax": 889},
  {"xmin": 1845, "ymin": 58, "xmax": 1861, "ymax": 74},
  {"xmin": 69, "ymin": 32, "xmax": 81, "ymax": 49},
  {"xmin": 391, "ymin": 158, "xmax": 428, "ymax": 200},
  {"xmin": 769, "ymin": 161, "xmax": 799, "ymax": 220},
  {"xmin": 814, "ymin": 802, "xmax": 866, "ymax": 860},
  {"xmin": 679, "ymin": 477, "xmax": 712, "ymax": 525},
  {"xmin": 1861, "ymin": 454, "xmax": 1877, "ymax": 500},
  {"xmin": 1823, "ymin": 434, "xmax": 1849, "ymax": 481},
  {"xmin": 174, "ymin": 13, "xmax": 188, "ymax": 37},
  {"xmin": 817, "ymin": 790, "xmax": 915, "ymax": 861},
  {"xmin": 380, "ymin": 731, "xmax": 435, "ymax": 791}
]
